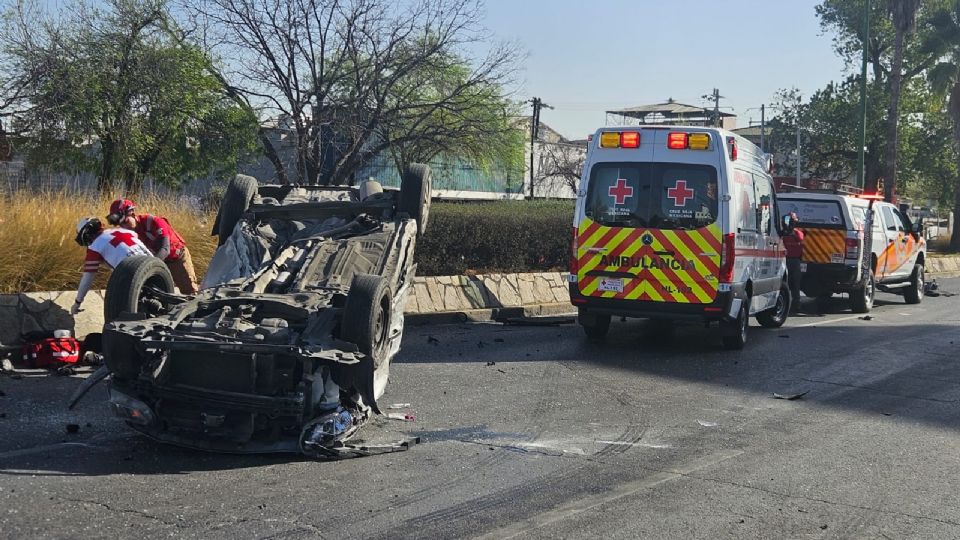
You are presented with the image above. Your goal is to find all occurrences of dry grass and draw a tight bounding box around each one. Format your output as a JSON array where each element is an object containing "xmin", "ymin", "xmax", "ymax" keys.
[{"xmin": 1, "ymin": 191, "xmax": 219, "ymax": 294}]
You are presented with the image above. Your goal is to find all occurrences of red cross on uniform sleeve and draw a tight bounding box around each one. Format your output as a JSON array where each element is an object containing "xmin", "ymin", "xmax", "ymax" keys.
[{"xmin": 667, "ymin": 180, "xmax": 695, "ymax": 206}]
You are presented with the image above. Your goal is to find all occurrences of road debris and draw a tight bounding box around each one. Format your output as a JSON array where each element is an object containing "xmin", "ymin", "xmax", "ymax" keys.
[
  {"xmin": 386, "ymin": 403, "xmax": 411, "ymax": 410},
  {"xmin": 773, "ymin": 391, "xmax": 808, "ymax": 400},
  {"xmin": 486, "ymin": 361, "xmax": 496, "ymax": 366},
  {"xmin": 427, "ymin": 335, "xmax": 440, "ymax": 345},
  {"xmin": 497, "ymin": 369, "xmax": 507, "ymax": 374},
  {"xmin": 501, "ymin": 316, "xmax": 575, "ymax": 327},
  {"xmin": 65, "ymin": 423, "xmax": 80, "ymax": 434},
  {"xmin": 697, "ymin": 420, "xmax": 718, "ymax": 427},
  {"xmin": 493, "ymin": 338, "xmax": 505, "ymax": 343},
  {"xmin": 858, "ymin": 315, "xmax": 873, "ymax": 321},
  {"xmin": 385, "ymin": 412, "xmax": 416, "ymax": 422}
]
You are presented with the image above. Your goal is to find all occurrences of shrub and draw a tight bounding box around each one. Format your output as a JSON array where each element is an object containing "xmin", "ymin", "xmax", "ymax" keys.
[{"xmin": 415, "ymin": 200, "xmax": 574, "ymax": 275}]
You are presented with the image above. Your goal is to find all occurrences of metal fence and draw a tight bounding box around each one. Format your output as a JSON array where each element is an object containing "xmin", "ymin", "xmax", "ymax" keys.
[{"xmin": 355, "ymin": 153, "xmax": 524, "ymax": 194}]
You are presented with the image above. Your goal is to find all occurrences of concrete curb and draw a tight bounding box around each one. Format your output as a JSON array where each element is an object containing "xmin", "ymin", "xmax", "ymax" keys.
[{"xmin": 0, "ymin": 272, "xmax": 573, "ymax": 344}]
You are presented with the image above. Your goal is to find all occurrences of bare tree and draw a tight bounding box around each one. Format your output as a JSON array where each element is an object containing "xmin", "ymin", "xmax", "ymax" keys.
[
  {"xmin": 186, "ymin": 0, "xmax": 521, "ymax": 185},
  {"xmin": 535, "ymin": 141, "xmax": 585, "ymax": 197}
]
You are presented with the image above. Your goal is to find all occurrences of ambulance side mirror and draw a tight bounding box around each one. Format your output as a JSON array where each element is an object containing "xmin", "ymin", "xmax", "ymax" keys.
[{"xmin": 911, "ymin": 221, "xmax": 923, "ymax": 237}]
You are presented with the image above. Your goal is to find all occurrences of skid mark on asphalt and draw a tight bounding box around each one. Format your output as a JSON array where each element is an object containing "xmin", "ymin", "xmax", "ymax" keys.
[{"xmin": 473, "ymin": 449, "xmax": 744, "ymax": 540}]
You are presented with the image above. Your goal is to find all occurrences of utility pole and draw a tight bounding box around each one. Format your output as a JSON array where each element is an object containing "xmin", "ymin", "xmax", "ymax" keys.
[
  {"xmin": 796, "ymin": 96, "xmax": 802, "ymax": 186},
  {"xmin": 857, "ymin": 0, "xmax": 870, "ymax": 189},
  {"xmin": 702, "ymin": 88, "xmax": 723, "ymax": 127},
  {"xmin": 528, "ymin": 97, "xmax": 553, "ymax": 199},
  {"xmin": 760, "ymin": 104, "xmax": 766, "ymax": 153}
]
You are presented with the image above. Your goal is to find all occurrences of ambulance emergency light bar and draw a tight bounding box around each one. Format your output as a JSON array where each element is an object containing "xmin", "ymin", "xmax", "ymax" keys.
[
  {"xmin": 599, "ymin": 131, "xmax": 640, "ymax": 149},
  {"xmin": 667, "ymin": 132, "xmax": 710, "ymax": 150}
]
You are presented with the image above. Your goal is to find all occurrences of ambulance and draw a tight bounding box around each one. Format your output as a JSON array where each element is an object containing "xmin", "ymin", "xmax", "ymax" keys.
[{"xmin": 569, "ymin": 126, "xmax": 789, "ymax": 349}]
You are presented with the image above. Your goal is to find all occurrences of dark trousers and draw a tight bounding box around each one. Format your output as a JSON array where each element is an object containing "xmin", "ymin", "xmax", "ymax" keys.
[{"xmin": 786, "ymin": 257, "xmax": 802, "ymax": 310}]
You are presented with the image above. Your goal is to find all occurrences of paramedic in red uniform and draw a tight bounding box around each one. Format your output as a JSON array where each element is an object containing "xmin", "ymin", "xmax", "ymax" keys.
[
  {"xmin": 783, "ymin": 211, "xmax": 805, "ymax": 314},
  {"xmin": 107, "ymin": 199, "xmax": 199, "ymax": 295},
  {"xmin": 71, "ymin": 217, "xmax": 153, "ymax": 315}
]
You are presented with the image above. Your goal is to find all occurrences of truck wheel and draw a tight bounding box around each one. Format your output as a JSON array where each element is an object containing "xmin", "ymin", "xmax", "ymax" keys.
[
  {"xmin": 721, "ymin": 297, "xmax": 750, "ymax": 350},
  {"xmin": 757, "ymin": 283, "xmax": 789, "ymax": 328},
  {"xmin": 579, "ymin": 311, "xmax": 611, "ymax": 341},
  {"xmin": 850, "ymin": 268, "xmax": 875, "ymax": 313},
  {"xmin": 104, "ymin": 256, "xmax": 175, "ymax": 323},
  {"xmin": 398, "ymin": 163, "xmax": 432, "ymax": 236},
  {"xmin": 904, "ymin": 264, "xmax": 924, "ymax": 304},
  {"xmin": 216, "ymin": 174, "xmax": 258, "ymax": 246},
  {"xmin": 341, "ymin": 274, "xmax": 393, "ymax": 369}
]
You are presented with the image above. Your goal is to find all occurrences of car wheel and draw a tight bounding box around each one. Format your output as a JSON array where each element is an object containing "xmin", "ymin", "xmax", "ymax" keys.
[
  {"xmin": 216, "ymin": 174, "xmax": 258, "ymax": 246},
  {"xmin": 904, "ymin": 264, "xmax": 924, "ymax": 304},
  {"xmin": 342, "ymin": 274, "xmax": 393, "ymax": 370},
  {"xmin": 579, "ymin": 312, "xmax": 611, "ymax": 341},
  {"xmin": 721, "ymin": 297, "xmax": 750, "ymax": 350},
  {"xmin": 398, "ymin": 163, "xmax": 432, "ymax": 236},
  {"xmin": 757, "ymin": 283, "xmax": 790, "ymax": 328},
  {"xmin": 104, "ymin": 256, "xmax": 175, "ymax": 323},
  {"xmin": 850, "ymin": 268, "xmax": 875, "ymax": 313}
]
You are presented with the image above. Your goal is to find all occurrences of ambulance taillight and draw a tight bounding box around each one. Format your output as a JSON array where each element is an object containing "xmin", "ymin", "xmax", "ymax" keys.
[
  {"xmin": 667, "ymin": 132, "xmax": 688, "ymax": 150},
  {"xmin": 620, "ymin": 131, "xmax": 640, "ymax": 148},
  {"xmin": 719, "ymin": 233, "xmax": 736, "ymax": 283},
  {"xmin": 569, "ymin": 227, "xmax": 579, "ymax": 275},
  {"xmin": 727, "ymin": 137, "xmax": 738, "ymax": 161}
]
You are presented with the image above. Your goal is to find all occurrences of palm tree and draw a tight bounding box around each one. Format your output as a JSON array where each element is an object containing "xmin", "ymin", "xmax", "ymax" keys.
[
  {"xmin": 924, "ymin": 1, "xmax": 960, "ymax": 250},
  {"xmin": 884, "ymin": 0, "xmax": 923, "ymax": 202}
]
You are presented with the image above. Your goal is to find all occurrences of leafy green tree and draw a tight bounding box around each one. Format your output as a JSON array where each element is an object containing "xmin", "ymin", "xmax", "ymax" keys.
[
  {"xmin": 1, "ymin": 0, "xmax": 259, "ymax": 191},
  {"xmin": 923, "ymin": 0, "xmax": 960, "ymax": 249},
  {"xmin": 885, "ymin": 0, "xmax": 923, "ymax": 201}
]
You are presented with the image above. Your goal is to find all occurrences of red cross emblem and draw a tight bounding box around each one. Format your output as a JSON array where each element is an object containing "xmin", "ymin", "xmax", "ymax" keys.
[
  {"xmin": 109, "ymin": 230, "xmax": 137, "ymax": 247},
  {"xmin": 667, "ymin": 180, "xmax": 695, "ymax": 206},
  {"xmin": 608, "ymin": 178, "xmax": 634, "ymax": 205}
]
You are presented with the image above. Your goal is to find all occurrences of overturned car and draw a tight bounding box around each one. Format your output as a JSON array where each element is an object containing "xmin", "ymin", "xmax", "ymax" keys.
[{"xmin": 95, "ymin": 166, "xmax": 431, "ymax": 457}]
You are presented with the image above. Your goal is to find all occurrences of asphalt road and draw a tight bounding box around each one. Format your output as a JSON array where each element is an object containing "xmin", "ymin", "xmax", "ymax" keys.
[{"xmin": 2, "ymin": 279, "xmax": 960, "ymax": 539}]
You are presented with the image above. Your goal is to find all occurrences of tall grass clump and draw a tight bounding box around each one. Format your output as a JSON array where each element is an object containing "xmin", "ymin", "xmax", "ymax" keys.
[{"xmin": 1, "ymin": 190, "xmax": 218, "ymax": 293}]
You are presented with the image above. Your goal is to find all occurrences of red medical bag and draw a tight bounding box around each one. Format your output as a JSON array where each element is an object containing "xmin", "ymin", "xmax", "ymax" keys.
[{"xmin": 20, "ymin": 337, "xmax": 81, "ymax": 368}]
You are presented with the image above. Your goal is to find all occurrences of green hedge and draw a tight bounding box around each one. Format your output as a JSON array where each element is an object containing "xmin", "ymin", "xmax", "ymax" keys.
[{"xmin": 415, "ymin": 200, "xmax": 574, "ymax": 276}]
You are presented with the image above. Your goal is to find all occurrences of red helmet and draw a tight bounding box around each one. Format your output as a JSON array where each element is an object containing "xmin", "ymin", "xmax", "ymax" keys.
[{"xmin": 107, "ymin": 199, "xmax": 136, "ymax": 225}]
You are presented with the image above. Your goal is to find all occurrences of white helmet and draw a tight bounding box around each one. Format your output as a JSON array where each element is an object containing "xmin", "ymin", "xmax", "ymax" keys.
[{"xmin": 75, "ymin": 217, "xmax": 102, "ymax": 246}]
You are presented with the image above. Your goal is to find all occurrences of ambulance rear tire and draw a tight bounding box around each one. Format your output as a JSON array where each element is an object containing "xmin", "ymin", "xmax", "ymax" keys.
[
  {"xmin": 904, "ymin": 264, "xmax": 924, "ymax": 304},
  {"xmin": 850, "ymin": 269, "xmax": 875, "ymax": 313},
  {"xmin": 580, "ymin": 312, "xmax": 611, "ymax": 341},
  {"xmin": 104, "ymin": 256, "xmax": 175, "ymax": 323},
  {"xmin": 757, "ymin": 284, "xmax": 789, "ymax": 328},
  {"xmin": 721, "ymin": 298, "xmax": 749, "ymax": 350}
]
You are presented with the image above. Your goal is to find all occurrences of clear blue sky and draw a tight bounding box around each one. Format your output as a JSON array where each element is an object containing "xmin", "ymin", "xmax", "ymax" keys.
[{"xmin": 480, "ymin": 0, "xmax": 851, "ymax": 140}]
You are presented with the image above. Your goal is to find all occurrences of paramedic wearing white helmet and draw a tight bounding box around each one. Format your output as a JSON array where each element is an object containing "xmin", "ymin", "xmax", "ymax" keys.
[{"xmin": 71, "ymin": 217, "xmax": 153, "ymax": 315}]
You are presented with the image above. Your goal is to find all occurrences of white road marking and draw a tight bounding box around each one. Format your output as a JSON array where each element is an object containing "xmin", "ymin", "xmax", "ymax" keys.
[
  {"xmin": 792, "ymin": 314, "xmax": 865, "ymax": 328},
  {"xmin": 473, "ymin": 449, "xmax": 743, "ymax": 540}
]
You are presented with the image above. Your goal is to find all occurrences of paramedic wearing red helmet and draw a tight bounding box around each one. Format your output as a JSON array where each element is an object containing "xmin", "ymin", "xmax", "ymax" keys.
[
  {"xmin": 108, "ymin": 199, "xmax": 199, "ymax": 294},
  {"xmin": 72, "ymin": 217, "xmax": 153, "ymax": 315}
]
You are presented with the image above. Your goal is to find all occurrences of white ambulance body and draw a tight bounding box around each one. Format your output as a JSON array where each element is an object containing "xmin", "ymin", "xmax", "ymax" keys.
[{"xmin": 569, "ymin": 126, "xmax": 789, "ymax": 349}]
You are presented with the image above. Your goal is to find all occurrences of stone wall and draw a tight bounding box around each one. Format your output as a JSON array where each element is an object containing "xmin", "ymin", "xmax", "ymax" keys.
[
  {"xmin": 0, "ymin": 272, "xmax": 571, "ymax": 345},
  {"xmin": 0, "ymin": 290, "xmax": 105, "ymax": 346}
]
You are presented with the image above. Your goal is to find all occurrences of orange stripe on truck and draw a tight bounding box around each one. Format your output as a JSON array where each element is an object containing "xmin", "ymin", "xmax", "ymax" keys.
[{"xmin": 801, "ymin": 228, "xmax": 845, "ymax": 264}]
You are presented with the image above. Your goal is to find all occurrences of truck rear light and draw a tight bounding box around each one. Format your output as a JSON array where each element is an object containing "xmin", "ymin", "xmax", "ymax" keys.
[
  {"xmin": 668, "ymin": 132, "xmax": 688, "ymax": 149},
  {"xmin": 845, "ymin": 237, "xmax": 859, "ymax": 260},
  {"xmin": 620, "ymin": 131, "xmax": 640, "ymax": 148},
  {"xmin": 719, "ymin": 233, "xmax": 736, "ymax": 283}
]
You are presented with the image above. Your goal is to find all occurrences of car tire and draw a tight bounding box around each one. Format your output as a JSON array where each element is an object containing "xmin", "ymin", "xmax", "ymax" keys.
[
  {"xmin": 216, "ymin": 174, "xmax": 258, "ymax": 246},
  {"xmin": 104, "ymin": 256, "xmax": 175, "ymax": 323},
  {"xmin": 398, "ymin": 163, "xmax": 432, "ymax": 236},
  {"xmin": 757, "ymin": 283, "xmax": 790, "ymax": 328},
  {"xmin": 850, "ymin": 268, "xmax": 875, "ymax": 313},
  {"xmin": 341, "ymin": 274, "xmax": 393, "ymax": 368},
  {"xmin": 904, "ymin": 263, "xmax": 924, "ymax": 304},
  {"xmin": 579, "ymin": 312, "xmax": 611, "ymax": 341},
  {"xmin": 721, "ymin": 297, "xmax": 750, "ymax": 350}
]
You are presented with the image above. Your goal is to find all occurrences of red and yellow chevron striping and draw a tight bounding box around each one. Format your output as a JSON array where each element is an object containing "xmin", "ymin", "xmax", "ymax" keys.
[{"xmin": 575, "ymin": 218, "xmax": 721, "ymax": 304}]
